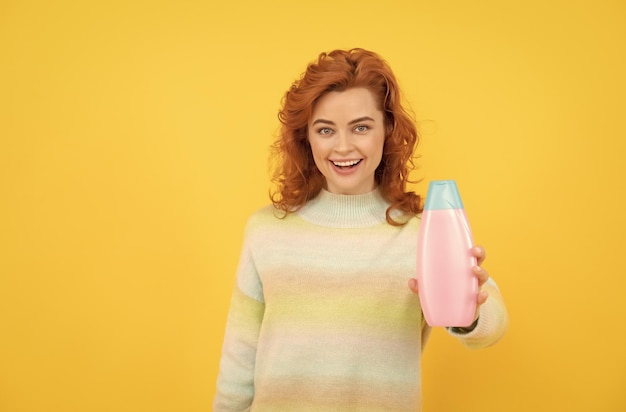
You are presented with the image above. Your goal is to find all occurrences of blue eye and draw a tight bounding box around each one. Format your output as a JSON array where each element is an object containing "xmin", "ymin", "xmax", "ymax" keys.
[
  {"xmin": 355, "ymin": 125, "xmax": 368, "ymax": 133},
  {"xmin": 318, "ymin": 128, "xmax": 333, "ymax": 135}
]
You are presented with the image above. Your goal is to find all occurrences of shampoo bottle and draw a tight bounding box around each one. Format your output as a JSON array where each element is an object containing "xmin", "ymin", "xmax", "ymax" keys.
[{"xmin": 416, "ymin": 180, "xmax": 478, "ymax": 327}]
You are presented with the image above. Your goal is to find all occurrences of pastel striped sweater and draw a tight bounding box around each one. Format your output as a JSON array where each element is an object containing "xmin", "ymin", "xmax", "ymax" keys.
[{"xmin": 214, "ymin": 189, "xmax": 508, "ymax": 411}]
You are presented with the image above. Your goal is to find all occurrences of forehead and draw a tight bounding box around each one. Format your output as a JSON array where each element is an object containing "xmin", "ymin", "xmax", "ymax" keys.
[{"xmin": 311, "ymin": 87, "xmax": 383, "ymax": 120}]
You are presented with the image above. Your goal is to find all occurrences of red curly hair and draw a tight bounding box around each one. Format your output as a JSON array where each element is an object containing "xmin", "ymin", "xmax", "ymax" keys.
[{"xmin": 270, "ymin": 48, "xmax": 422, "ymax": 225}]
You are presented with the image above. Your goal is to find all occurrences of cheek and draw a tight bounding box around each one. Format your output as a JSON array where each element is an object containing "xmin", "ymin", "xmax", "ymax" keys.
[
  {"xmin": 308, "ymin": 139, "xmax": 326, "ymax": 159},
  {"xmin": 372, "ymin": 138, "xmax": 385, "ymax": 169},
  {"xmin": 307, "ymin": 142, "xmax": 325, "ymax": 172},
  {"xmin": 372, "ymin": 135, "xmax": 385, "ymax": 157}
]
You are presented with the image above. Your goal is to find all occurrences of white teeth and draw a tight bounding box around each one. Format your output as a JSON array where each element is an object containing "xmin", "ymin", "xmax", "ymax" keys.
[{"xmin": 332, "ymin": 160, "xmax": 361, "ymax": 167}]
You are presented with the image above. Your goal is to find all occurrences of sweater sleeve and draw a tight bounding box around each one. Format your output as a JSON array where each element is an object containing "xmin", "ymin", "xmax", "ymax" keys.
[
  {"xmin": 447, "ymin": 278, "xmax": 509, "ymax": 349},
  {"xmin": 213, "ymin": 226, "xmax": 265, "ymax": 411}
]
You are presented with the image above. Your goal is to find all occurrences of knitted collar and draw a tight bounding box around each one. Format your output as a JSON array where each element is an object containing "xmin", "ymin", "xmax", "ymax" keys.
[{"xmin": 296, "ymin": 189, "xmax": 391, "ymax": 228}]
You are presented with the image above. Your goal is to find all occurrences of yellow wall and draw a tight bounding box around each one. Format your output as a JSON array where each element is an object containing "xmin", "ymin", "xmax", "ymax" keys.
[{"xmin": 1, "ymin": 0, "xmax": 625, "ymax": 410}]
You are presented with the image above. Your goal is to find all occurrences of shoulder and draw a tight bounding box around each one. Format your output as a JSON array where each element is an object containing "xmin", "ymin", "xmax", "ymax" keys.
[
  {"xmin": 243, "ymin": 204, "xmax": 295, "ymax": 235},
  {"xmin": 240, "ymin": 205, "xmax": 309, "ymax": 251},
  {"xmin": 390, "ymin": 211, "xmax": 422, "ymax": 231},
  {"xmin": 246, "ymin": 204, "xmax": 284, "ymax": 225}
]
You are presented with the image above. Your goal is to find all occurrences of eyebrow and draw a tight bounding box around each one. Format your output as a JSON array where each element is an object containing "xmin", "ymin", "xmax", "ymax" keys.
[{"xmin": 311, "ymin": 116, "xmax": 376, "ymax": 126}]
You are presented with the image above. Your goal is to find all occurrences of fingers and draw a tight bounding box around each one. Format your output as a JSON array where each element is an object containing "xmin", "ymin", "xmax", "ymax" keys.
[
  {"xmin": 472, "ymin": 245, "xmax": 486, "ymax": 266},
  {"xmin": 472, "ymin": 245, "xmax": 489, "ymax": 287},
  {"xmin": 409, "ymin": 277, "xmax": 490, "ymax": 325},
  {"xmin": 411, "ymin": 244, "xmax": 490, "ymax": 294},
  {"xmin": 473, "ymin": 265, "xmax": 490, "ymax": 286},
  {"xmin": 477, "ymin": 290, "xmax": 489, "ymax": 305},
  {"xmin": 472, "ymin": 291, "xmax": 489, "ymax": 322}
]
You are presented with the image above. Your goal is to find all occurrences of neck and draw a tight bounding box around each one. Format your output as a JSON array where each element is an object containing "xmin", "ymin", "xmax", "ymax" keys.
[{"xmin": 296, "ymin": 189, "xmax": 391, "ymax": 228}]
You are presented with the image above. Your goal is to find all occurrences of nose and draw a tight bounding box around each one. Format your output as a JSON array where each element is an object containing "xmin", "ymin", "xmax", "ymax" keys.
[{"xmin": 334, "ymin": 131, "xmax": 354, "ymax": 153}]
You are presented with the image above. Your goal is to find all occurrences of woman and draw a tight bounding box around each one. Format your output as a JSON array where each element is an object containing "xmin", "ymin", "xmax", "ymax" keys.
[{"xmin": 214, "ymin": 48, "xmax": 508, "ymax": 411}]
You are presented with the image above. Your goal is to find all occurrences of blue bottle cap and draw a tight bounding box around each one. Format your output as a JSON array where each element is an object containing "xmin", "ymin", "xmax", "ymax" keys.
[{"xmin": 424, "ymin": 180, "xmax": 465, "ymax": 210}]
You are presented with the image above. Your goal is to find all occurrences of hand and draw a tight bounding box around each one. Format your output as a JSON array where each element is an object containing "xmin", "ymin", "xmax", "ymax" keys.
[
  {"xmin": 471, "ymin": 245, "xmax": 490, "ymax": 320},
  {"xmin": 408, "ymin": 245, "xmax": 491, "ymax": 323}
]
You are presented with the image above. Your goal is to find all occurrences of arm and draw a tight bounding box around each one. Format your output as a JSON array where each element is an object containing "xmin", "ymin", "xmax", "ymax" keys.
[
  {"xmin": 446, "ymin": 276, "xmax": 508, "ymax": 349},
  {"xmin": 408, "ymin": 246, "xmax": 509, "ymax": 349},
  {"xmin": 445, "ymin": 246, "xmax": 509, "ymax": 349},
  {"xmin": 213, "ymin": 231, "xmax": 265, "ymax": 411}
]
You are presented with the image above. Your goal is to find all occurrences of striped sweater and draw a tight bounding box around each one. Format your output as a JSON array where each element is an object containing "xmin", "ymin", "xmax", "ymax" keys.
[{"xmin": 214, "ymin": 189, "xmax": 508, "ymax": 411}]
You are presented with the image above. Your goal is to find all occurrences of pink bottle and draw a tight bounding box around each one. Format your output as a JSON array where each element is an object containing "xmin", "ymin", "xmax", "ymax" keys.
[{"xmin": 416, "ymin": 180, "xmax": 478, "ymax": 327}]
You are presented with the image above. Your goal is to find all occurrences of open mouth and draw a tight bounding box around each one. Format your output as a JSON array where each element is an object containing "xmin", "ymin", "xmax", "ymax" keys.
[{"xmin": 331, "ymin": 159, "xmax": 362, "ymax": 169}]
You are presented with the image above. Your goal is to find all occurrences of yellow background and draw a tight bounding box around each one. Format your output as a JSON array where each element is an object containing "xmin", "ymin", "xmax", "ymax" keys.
[{"xmin": 1, "ymin": 0, "xmax": 625, "ymax": 410}]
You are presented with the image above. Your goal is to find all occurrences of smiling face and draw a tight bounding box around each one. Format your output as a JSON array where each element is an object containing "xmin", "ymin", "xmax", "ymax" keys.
[{"xmin": 307, "ymin": 87, "xmax": 385, "ymax": 195}]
